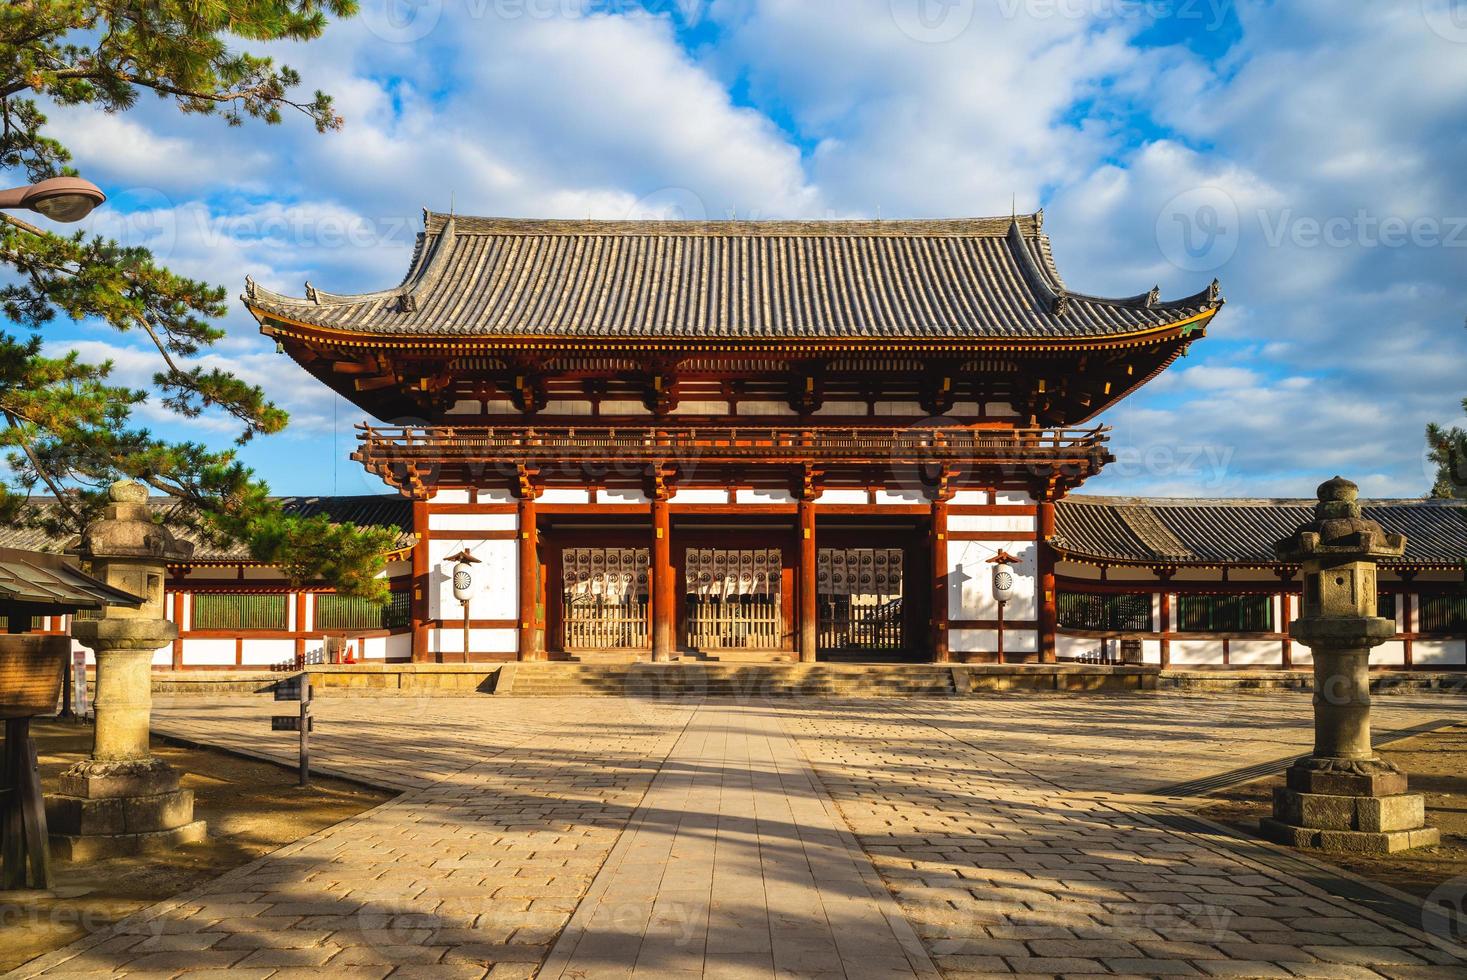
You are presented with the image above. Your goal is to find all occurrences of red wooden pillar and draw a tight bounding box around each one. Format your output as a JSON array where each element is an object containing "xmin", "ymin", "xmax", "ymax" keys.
[
  {"xmin": 1036, "ymin": 499, "xmax": 1057, "ymax": 664},
  {"xmin": 1401, "ymin": 573, "xmax": 1415, "ymax": 668},
  {"xmin": 294, "ymin": 591, "xmax": 308, "ymax": 666},
  {"xmin": 931, "ymin": 498, "xmax": 950, "ymax": 664},
  {"xmin": 651, "ymin": 493, "xmax": 673, "ymax": 662},
  {"xmin": 411, "ymin": 496, "xmax": 432, "ymax": 663},
  {"xmin": 171, "ymin": 587, "xmax": 186, "ymax": 670},
  {"xmin": 798, "ymin": 496, "xmax": 817, "ymax": 663},
  {"xmin": 1158, "ymin": 568, "xmax": 1173, "ymax": 669},
  {"xmin": 517, "ymin": 492, "xmax": 539, "ymax": 662}
]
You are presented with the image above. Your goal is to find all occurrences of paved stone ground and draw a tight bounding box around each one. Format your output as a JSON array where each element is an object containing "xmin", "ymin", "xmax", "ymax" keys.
[{"xmin": 8, "ymin": 692, "xmax": 1464, "ymax": 979}]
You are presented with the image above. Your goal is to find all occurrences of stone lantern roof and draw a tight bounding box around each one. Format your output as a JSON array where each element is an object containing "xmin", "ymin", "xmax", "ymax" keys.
[
  {"xmin": 1274, "ymin": 476, "xmax": 1406, "ymax": 564},
  {"xmin": 71, "ymin": 480, "xmax": 194, "ymax": 563}
]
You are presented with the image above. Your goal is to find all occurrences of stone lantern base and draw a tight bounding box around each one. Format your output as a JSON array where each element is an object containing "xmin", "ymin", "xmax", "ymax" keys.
[
  {"xmin": 1261, "ymin": 758, "xmax": 1440, "ymax": 854},
  {"xmin": 46, "ymin": 756, "xmax": 206, "ymax": 860}
]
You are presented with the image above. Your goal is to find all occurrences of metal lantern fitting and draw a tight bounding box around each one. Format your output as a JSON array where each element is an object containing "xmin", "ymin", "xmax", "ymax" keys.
[{"xmin": 449, "ymin": 548, "xmax": 481, "ymax": 602}]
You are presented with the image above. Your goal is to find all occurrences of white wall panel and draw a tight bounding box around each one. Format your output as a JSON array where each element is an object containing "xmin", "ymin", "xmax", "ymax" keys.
[
  {"xmin": 812, "ymin": 401, "xmax": 869, "ymax": 416},
  {"xmin": 874, "ymin": 490, "xmax": 926, "ymax": 506},
  {"xmin": 181, "ymin": 639, "xmax": 238, "ymax": 666},
  {"xmin": 672, "ymin": 401, "xmax": 730, "ymax": 415},
  {"xmin": 428, "ymin": 538, "xmax": 517, "ymax": 620},
  {"xmin": 601, "ymin": 399, "xmax": 650, "ymax": 415},
  {"xmin": 995, "ymin": 491, "xmax": 1034, "ymax": 507},
  {"xmin": 737, "ymin": 488, "xmax": 795, "ymax": 504},
  {"xmin": 815, "ymin": 490, "xmax": 868, "ymax": 505},
  {"xmin": 1369, "ymin": 640, "xmax": 1408, "ymax": 667},
  {"xmin": 671, "ymin": 489, "xmax": 728, "ymax": 505},
  {"xmin": 542, "ymin": 400, "xmax": 593, "ymax": 416},
  {"xmin": 1230, "ymin": 639, "xmax": 1283, "ymax": 666},
  {"xmin": 433, "ymin": 490, "xmax": 473, "ymax": 505},
  {"xmin": 428, "ymin": 512, "xmax": 517, "ymax": 532},
  {"xmin": 950, "ymin": 540, "xmax": 1036, "ymax": 621},
  {"xmin": 950, "ymin": 514, "xmax": 1035, "ymax": 534},
  {"xmin": 873, "ymin": 401, "xmax": 925, "ymax": 416},
  {"xmin": 539, "ymin": 488, "xmax": 591, "ymax": 504},
  {"xmin": 950, "ymin": 491, "xmax": 988, "ymax": 506},
  {"xmin": 432, "ymin": 627, "xmax": 516, "ymax": 655},
  {"xmin": 1414, "ymin": 639, "xmax": 1466, "ymax": 665},
  {"xmin": 601, "ymin": 488, "xmax": 649, "ymax": 504},
  {"xmin": 1169, "ymin": 639, "xmax": 1223, "ymax": 665},
  {"xmin": 950, "ymin": 628, "xmax": 1037, "ymax": 653},
  {"xmin": 736, "ymin": 400, "xmax": 798, "ymax": 416},
  {"xmin": 240, "ymin": 639, "xmax": 296, "ymax": 666}
]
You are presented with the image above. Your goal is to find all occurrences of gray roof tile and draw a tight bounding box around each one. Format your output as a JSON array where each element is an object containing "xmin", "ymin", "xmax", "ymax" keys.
[{"xmin": 244, "ymin": 212, "xmax": 1222, "ymax": 340}]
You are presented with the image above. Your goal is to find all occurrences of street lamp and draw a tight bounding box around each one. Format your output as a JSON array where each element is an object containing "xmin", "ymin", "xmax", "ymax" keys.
[
  {"xmin": 0, "ymin": 176, "xmax": 107, "ymax": 223},
  {"xmin": 987, "ymin": 550, "xmax": 1022, "ymax": 664},
  {"xmin": 447, "ymin": 548, "xmax": 481, "ymax": 663}
]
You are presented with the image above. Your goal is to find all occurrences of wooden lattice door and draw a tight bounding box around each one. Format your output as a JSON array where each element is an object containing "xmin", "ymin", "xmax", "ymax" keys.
[
  {"xmin": 817, "ymin": 547, "xmax": 905, "ymax": 654},
  {"xmin": 560, "ymin": 547, "xmax": 650, "ymax": 651},
  {"xmin": 684, "ymin": 548, "xmax": 783, "ymax": 651}
]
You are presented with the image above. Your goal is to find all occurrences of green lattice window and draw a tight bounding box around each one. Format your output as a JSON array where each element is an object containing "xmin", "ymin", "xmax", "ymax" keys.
[
  {"xmin": 1419, "ymin": 594, "xmax": 1467, "ymax": 635},
  {"xmin": 315, "ymin": 591, "xmax": 411, "ymax": 631},
  {"xmin": 1177, "ymin": 594, "xmax": 1274, "ymax": 633},
  {"xmin": 1057, "ymin": 592, "xmax": 1152, "ymax": 631},
  {"xmin": 192, "ymin": 593, "xmax": 288, "ymax": 631}
]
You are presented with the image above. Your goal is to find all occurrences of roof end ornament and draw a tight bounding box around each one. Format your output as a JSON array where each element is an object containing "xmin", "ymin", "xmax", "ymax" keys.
[{"xmin": 1051, "ymin": 292, "xmax": 1070, "ymax": 317}]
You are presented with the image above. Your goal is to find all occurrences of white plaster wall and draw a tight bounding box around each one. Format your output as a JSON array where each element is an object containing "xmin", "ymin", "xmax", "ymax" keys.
[
  {"xmin": 950, "ymin": 491, "xmax": 988, "ymax": 506},
  {"xmin": 484, "ymin": 400, "xmax": 518, "ymax": 414},
  {"xmin": 812, "ymin": 401, "xmax": 869, "ymax": 416},
  {"xmin": 1230, "ymin": 639, "xmax": 1283, "ymax": 667},
  {"xmin": 950, "ymin": 514, "xmax": 1035, "ymax": 535},
  {"xmin": 240, "ymin": 639, "xmax": 296, "ymax": 667},
  {"xmin": 429, "ymin": 512, "xmax": 518, "ymax": 532},
  {"xmin": 815, "ymin": 490, "xmax": 868, "ymax": 505},
  {"xmin": 672, "ymin": 401, "xmax": 730, "ymax": 415},
  {"xmin": 987, "ymin": 402, "xmax": 1020, "ymax": 417},
  {"xmin": 950, "ymin": 539, "xmax": 1036, "ymax": 621},
  {"xmin": 428, "ymin": 537, "xmax": 518, "ymax": 621},
  {"xmin": 995, "ymin": 491, "xmax": 1035, "ymax": 507},
  {"xmin": 445, "ymin": 399, "xmax": 480, "ymax": 416},
  {"xmin": 950, "ymin": 628, "xmax": 1037, "ymax": 654},
  {"xmin": 874, "ymin": 489, "xmax": 926, "ymax": 506},
  {"xmin": 736, "ymin": 401, "xmax": 796, "ymax": 416},
  {"xmin": 671, "ymin": 489, "xmax": 728, "ymax": 505},
  {"xmin": 1142, "ymin": 639, "xmax": 1162, "ymax": 664},
  {"xmin": 433, "ymin": 490, "xmax": 473, "ymax": 505},
  {"xmin": 1169, "ymin": 639, "xmax": 1224, "ymax": 666},
  {"xmin": 475, "ymin": 488, "xmax": 517, "ymax": 505},
  {"xmin": 542, "ymin": 400, "xmax": 592, "ymax": 416},
  {"xmin": 1415, "ymin": 639, "xmax": 1467, "ymax": 665},
  {"xmin": 601, "ymin": 488, "xmax": 649, "ymax": 504},
  {"xmin": 737, "ymin": 488, "xmax": 794, "ymax": 504},
  {"xmin": 181, "ymin": 638, "xmax": 239, "ymax": 666},
  {"xmin": 1370, "ymin": 640, "xmax": 1408, "ymax": 667},
  {"xmin": 540, "ymin": 489, "xmax": 591, "ymax": 504},
  {"xmin": 432, "ymin": 627, "xmax": 517, "ymax": 655},
  {"xmin": 873, "ymin": 401, "xmax": 925, "ymax": 416},
  {"xmin": 1057, "ymin": 633, "xmax": 1099, "ymax": 660},
  {"xmin": 601, "ymin": 399, "xmax": 651, "ymax": 415},
  {"xmin": 384, "ymin": 633, "xmax": 412, "ymax": 661}
]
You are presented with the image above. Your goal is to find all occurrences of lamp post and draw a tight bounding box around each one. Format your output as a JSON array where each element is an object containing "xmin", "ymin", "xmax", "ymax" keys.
[
  {"xmin": 0, "ymin": 176, "xmax": 106, "ymax": 223},
  {"xmin": 987, "ymin": 550, "xmax": 1021, "ymax": 663},
  {"xmin": 447, "ymin": 549, "xmax": 480, "ymax": 663}
]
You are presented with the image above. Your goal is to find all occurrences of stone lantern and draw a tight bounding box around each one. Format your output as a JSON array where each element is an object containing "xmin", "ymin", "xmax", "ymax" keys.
[
  {"xmin": 46, "ymin": 480, "xmax": 206, "ymax": 859},
  {"xmin": 1262, "ymin": 476, "xmax": 1439, "ymax": 853}
]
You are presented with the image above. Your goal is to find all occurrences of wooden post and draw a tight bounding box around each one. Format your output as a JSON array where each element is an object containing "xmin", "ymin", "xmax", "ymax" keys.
[
  {"xmin": 1, "ymin": 718, "xmax": 50, "ymax": 890},
  {"xmin": 1036, "ymin": 499, "xmax": 1057, "ymax": 664},
  {"xmin": 171, "ymin": 588, "xmax": 185, "ymax": 670},
  {"xmin": 411, "ymin": 497, "xmax": 431, "ymax": 663},
  {"xmin": 931, "ymin": 497, "xmax": 950, "ymax": 664},
  {"xmin": 651, "ymin": 494, "xmax": 673, "ymax": 662},
  {"xmin": 798, "ymin": 496, "xmax": 817, "ymax": 663},
  {"xmin": 517, "ymin": 492, "xmax": 538, "ymax": 662},
  {"xmin": 1158, "ymin": 573, "xmax": 1173, "ymax": 669}
]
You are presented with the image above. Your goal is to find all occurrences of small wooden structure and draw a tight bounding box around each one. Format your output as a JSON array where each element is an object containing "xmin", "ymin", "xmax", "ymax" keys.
[{"xmin": 0, "ymin": 548, "xmax": 140, "ymax": 890}]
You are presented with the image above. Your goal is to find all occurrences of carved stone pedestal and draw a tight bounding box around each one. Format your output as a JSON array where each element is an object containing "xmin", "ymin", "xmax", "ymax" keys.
[
  {"xmin": 1263, "ymin": 477, "xmax": 1438, "ymax": 855},
  {"xmin": 44, "ymin": 481, "xmax": 204, "ymax": 859}
]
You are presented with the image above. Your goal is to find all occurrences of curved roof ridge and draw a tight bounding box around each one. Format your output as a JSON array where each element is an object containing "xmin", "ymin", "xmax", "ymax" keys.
[{"xmin": 422, "ymin": 210, "xmax": 1045, "ymax": 238}]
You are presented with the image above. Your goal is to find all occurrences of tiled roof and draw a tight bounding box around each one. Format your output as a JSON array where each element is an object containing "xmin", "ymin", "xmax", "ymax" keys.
[
  {"xmin": 0, "ymin": 496, "xmax": 413, "ymax": 562},
  {"xmin": 243, "ymin": 212, "xmax": 1222, "ymax": 340},
  {"xmin": 1053, "ymin": 497, "xmax": 1467, "ymax": 567}
]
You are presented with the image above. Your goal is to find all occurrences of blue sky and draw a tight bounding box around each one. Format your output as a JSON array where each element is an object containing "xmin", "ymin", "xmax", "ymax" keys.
[{"xmin": 24, "ymin": 0, "xmax": 1467, "ymax": 499}]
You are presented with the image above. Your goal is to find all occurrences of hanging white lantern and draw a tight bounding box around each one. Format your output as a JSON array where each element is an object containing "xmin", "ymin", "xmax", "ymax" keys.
[
  {"xmin": 448, "ymin": 548, "xmax": 482, "ymax": 603},
  {"xmin": 987, "ymin": 549, "xmax": 1021, "ymax": 604}
]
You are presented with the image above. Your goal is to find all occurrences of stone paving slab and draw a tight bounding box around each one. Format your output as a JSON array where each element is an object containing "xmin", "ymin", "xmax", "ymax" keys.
[{"xmin": 9, "ymin": 690, "xmax": 1466, "ymax": 978}]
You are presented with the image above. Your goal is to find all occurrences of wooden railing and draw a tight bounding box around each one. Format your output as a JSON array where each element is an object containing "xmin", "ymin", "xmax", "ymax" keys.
[{"xmin": 354, "ymin": 423, "xmax": 1110, "ymax": 466}]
